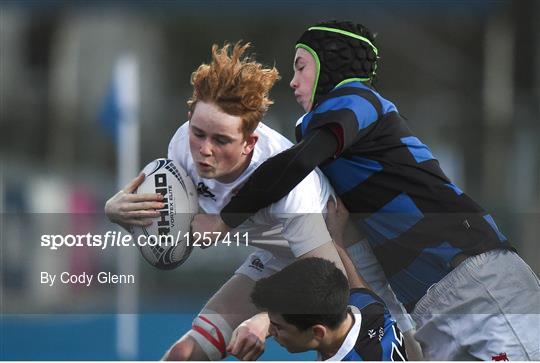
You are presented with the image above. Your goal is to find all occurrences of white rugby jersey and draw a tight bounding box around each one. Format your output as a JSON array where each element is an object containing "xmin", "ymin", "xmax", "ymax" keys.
[{"xmin": 167, "ymin": 121, "xmax": 334, "ymax": 259}]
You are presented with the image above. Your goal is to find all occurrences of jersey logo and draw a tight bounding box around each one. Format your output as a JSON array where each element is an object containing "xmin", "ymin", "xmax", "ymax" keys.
[
  {"xmin": 367, "ymin": 327, "xmax": 385, "ymax": 341},
  {"xmin": 197, "ymin": 182, "xmax": 216, "ymax": 201},
  {"xmin": 249, "ymin": 257, "xmax": 265, "ymax": 271},
  {"xmin": 492, "ymin": 353, "xmax": 509, "ymax": 361}
]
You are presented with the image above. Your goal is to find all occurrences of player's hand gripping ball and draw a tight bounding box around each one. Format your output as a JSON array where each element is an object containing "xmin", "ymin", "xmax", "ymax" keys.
[{"xmin": 133, "ymin": 158, "xmax": 198, "ymax": 269}]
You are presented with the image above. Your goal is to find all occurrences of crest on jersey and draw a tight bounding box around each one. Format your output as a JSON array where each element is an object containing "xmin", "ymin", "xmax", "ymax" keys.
[{"xmin": 197, "ymin": 182, "xmax": 216, "ymax": 201}]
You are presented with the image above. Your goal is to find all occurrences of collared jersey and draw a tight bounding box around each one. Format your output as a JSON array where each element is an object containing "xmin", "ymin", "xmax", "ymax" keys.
[
  {"xmin": 168, "ymin": 121, "xmax": 334, "ymax": 259},
  {"xmin": 296, "ymin": 82, "xmax": 514, "ymax": 310},
  {"xmin": 323, "ymin": 289, "xmax": 407, "ymax": 361}
]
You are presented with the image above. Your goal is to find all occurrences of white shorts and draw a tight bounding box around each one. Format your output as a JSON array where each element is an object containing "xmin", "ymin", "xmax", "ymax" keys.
[
  {"xmin": 234, "ymin": 249, "xmax": 294, "ymax": 281},
  {"xmin": 412, "ymin": 249, "xmax": 540, "ymax": 361}
]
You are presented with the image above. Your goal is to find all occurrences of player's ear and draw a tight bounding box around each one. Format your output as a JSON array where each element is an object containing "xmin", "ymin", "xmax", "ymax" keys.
[
  {"xmin": 242, "ymin": 133, "xmax": 258, "ymax": 155},
  {"xmin": 187, "ymin": 111, "xmax": 192, "ymax": 120},
  {"xmin": 311, "ymin": 324, "xmax": 327, "ymax": 342}
]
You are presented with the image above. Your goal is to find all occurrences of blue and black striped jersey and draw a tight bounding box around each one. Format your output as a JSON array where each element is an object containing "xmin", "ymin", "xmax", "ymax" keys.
[
  {"xmin": 296, "ymin": 82, "xmax": 514, "ymax": 309},
  {"xmin": 326, "ymin": 289, "xmax": 407, "ymax": 361}
]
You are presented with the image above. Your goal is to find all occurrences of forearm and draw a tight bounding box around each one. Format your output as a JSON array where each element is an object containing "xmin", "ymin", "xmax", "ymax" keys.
[
  {"xmin": 325, "ymin": 198, "xmax": 368, "ymax": 289},
  {"xmin": 334, "ymin": 240, "xmax": 369, "ymax": 290},
  {"xmin": 346, "ymin": 240, "xmax": 416, "ymax": 334},
  {"xmin": 221, "ymin": 127, "xmax": 338, "ymax": 228},
  {"xmin": 403, "ymin": 329, "xmax": 423, "ymax": 360},
  {"xmin": 301, "ymin": 241, "xmax": 348, "ymax": 281}
]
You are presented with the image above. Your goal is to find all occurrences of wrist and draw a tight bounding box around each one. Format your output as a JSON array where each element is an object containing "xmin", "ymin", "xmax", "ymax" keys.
[
  {"xmin": 331, "ymin": 233, "xmax": 346, "ymax": 246},
  {"xmin": 251, "ymin": 312, "xmax": 269, "ymax": 323},
  {"xmin": 217, "ymin": 216, "xmax": 231, "ymax": 233},
  {"xmin": 249, "ymin": 312, "xmax": 270, "ymax": 332}
]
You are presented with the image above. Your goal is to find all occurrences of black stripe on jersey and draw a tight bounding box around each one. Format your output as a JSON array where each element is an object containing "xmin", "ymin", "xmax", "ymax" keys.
[
  {"xmin": 307, "ymin": 109, "xmax": 363, "ymax": 152},
  {"xmin": 305, "ymin": 87, "xmax": 384, "ymax": 153},
  {"xmin": 344, "ymin": 111, "xmax": 437, "ymax": 159},
  {"xmin": 316, "ymin": 86, "xmax": 383, "ymax": 118},
  {"xmin": 371, "ymin": 211, "xmax": 514, "ymax": 278},
  {"xmin": 354, "ymin": 302, "xmax": 386, "ymax": 361},
  {"xmin": 295, "ymin": 122, "xmax": 302, "ymax": 143},
  {"xmin": 392, "ymin": 333, "xmax": 408, "ymax": 362},
  {"xmin": 340, "ymin": 160, "xmax": 451, "ymax": 215},
  {"xmin": 339, "ymin": 109, "xmax": 514, "ymax": 280},
  {"xmin": 340, "ymin": 113, "xmax": 452, "ymax": 214},
  {"xmin": 343, "ymin": 167, "xmax": 409, "ymax": 214},
  {"xmin": 356, "ymin": 186, "xmax": 512, "ymax": 277},
  {"xmin": 346, "ymin": 159, "xmax": 453, "ymax": 213},
  {"xmin": 370, "ymin": 215, "xmax": 465, "ymax": 277},
  {"xmin": 350, "ymin": 288, "xmax": 386, "ymax": 305},
  {"xmin": 343, "ymin": 111, "xmax": 413, "ymax": 157}
]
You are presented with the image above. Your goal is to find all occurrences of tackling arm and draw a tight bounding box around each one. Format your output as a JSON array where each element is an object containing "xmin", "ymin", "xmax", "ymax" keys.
[{"xmin": 220, "ymin": 127, "xmax": 339, "ymax": 229}]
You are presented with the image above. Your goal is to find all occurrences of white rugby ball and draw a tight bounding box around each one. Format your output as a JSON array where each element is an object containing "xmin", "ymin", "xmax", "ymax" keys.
[{"xmin": 133, "ymin": 158, "xmax": 198, "ymax": 270}]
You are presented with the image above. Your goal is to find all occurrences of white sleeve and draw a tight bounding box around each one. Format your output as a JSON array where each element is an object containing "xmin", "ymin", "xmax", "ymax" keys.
[
  {"xmin": 167, "ymin": 122, "xmax": 190, "ymax": 170},
  {"xmin": 268, "ymin": 169, "xmax": 328, "ymax": 215},
  {"xmin": 268, "ymin": 172, "xmax": 332, "ymax": 257},
  {"xmin": 279, "ymin": 213, "xmax": 332, "ymax": 257}
]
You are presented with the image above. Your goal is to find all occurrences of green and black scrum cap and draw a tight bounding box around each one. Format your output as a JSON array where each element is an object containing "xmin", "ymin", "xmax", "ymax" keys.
[{"xmin": 296, "ymin": 21, "xmax": 379, "ymax": 109}]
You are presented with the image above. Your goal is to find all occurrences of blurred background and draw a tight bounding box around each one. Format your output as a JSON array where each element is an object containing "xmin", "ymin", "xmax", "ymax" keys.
[{"xmin": 1, "ymin": 0, "xmax": 539, "ymax": 360}]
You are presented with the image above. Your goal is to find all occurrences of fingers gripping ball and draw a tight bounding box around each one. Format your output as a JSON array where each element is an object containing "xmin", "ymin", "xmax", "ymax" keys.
[{"xmin": 133, "ymin": 158, "xmax": 198, "ymax": 269}]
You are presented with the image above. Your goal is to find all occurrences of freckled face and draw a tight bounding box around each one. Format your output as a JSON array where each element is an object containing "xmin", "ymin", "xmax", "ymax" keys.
[
  {"xmin": 189, "ymin": 101, "xmax": 256, "ymax": 183},
  {"xmin": 290, "ymin": 48, "xmax": 317, "ymax": 112}
]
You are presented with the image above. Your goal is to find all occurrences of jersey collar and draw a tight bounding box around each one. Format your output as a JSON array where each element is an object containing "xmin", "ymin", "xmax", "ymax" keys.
[{"xmin": 323, "ymin": 305, "xmax": 362, "ymax": 361}]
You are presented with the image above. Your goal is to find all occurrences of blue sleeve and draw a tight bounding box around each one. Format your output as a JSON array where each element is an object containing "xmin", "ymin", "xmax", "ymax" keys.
[{"xmin": 349, "ymin": 288, "xmax": 386, "ymax": 309}]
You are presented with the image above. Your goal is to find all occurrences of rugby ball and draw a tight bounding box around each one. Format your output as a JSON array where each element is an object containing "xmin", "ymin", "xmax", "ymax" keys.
[{"xmin": 133, "ymin": 158, "xmax": 198, "ymax": 270}]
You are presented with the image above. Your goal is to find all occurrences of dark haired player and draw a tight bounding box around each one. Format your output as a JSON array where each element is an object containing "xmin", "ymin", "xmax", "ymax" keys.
[
  {"xmin": 194, "ymin": 21, "xmax": 540, "ymax": 360},
  {"xmin": 251, "ymin": 256, "xmax": 407, "ymax": 361}
]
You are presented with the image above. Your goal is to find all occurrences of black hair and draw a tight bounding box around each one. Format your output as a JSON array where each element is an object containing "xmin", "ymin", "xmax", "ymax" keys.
[{"xmin": 251, "ymin": 257, "xmax": 349, "ymax": 331}]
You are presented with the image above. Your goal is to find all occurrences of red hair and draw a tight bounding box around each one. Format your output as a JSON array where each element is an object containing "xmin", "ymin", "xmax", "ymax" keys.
[{"xmin": 188, "ymin": 42, "xmax": 280, "ymax": 139}]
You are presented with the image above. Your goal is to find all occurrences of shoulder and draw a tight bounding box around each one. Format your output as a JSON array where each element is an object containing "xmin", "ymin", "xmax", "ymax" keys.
[
  {"xmin": 311, "ymin": 83, "xmax": 397, "ymax": 117},
  {"xmin": 167, "ymin": 121, "xmax": 191, "ymax": 168},
  {"xmin": 319, "ymin": 84, "xmax": 379, "ymax": 110},
  {"xmin": 251, "ymin": 122, "xmax": 294, "ymax": 164},
  {"xmin": 349, "ymin": 288, "xmax": 386, "ymax": 310},
  {"xmin": 168, "ymin": 121, "xmax": 189, "ymax": 146},
  {"xmin": 297, "ymin": 85, "xmax": 380, "ymax": 135}
]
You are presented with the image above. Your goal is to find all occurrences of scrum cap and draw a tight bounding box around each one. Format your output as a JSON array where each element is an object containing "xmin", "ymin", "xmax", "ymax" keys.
[{"xmin": 296, "ymin": 21, "xmax": 379, "ymax": 109}]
